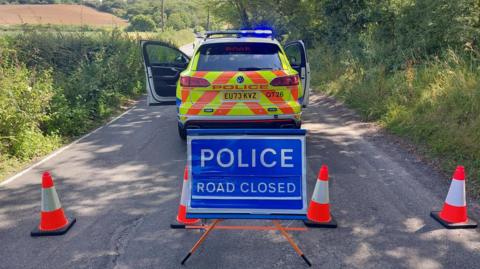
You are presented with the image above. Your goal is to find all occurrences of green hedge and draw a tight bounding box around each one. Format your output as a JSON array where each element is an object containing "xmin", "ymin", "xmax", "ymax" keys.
[
  {"xmin": 0, "ymin": 29, "xmax": 144, "ymax": 177},
  {"xmin": 311, "ymin": 47, "xmax": 480, "ymax": 195}
]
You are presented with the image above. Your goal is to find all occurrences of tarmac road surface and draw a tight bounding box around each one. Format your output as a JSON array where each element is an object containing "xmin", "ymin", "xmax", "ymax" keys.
[
  {"xmin": 0, "ymin": 94, "xmax": 479, "ymax": 269},
  {"xmin": 179, "ymin": 37, "xmax": 200, "ymax": 57}
]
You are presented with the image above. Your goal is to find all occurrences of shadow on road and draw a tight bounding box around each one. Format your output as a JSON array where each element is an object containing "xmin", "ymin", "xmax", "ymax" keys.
[{"xmin": 0, "ymin": 95, "xmax": 479, "ymax": 269}]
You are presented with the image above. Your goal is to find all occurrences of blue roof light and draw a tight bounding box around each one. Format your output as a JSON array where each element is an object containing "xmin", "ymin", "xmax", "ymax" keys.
[
  {"xmin": 253, "ymin": 30, "xmax": 272, "ymax": 35},
  {"xmin": 205, "ymin": 29, "xmax": 275, "ymax": 39}
]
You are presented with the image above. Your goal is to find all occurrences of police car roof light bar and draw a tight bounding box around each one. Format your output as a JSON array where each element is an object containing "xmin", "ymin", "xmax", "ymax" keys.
[{"xmin": 205, "ymin": 30, "xmax": 274, "ymax": 40}]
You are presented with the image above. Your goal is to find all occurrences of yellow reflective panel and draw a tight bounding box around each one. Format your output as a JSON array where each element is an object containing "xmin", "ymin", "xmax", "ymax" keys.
[
  {"xmin": 204, "ymin": 72, "xmax": 222, "ymax": 82},
  {"xmin": 228, "ymin": 103, "xmax": 255, "ymax": 116}
]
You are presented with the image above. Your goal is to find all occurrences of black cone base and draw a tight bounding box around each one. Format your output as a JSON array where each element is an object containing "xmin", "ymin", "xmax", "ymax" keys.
[
  {"xmin": 31, "ymin": 217, "xmax": 76, "ymax": 237},
  {"xmin": 170, "ymin": 220, "xmax": 202, "ymax": 229},
  {"xmin": 170, "ymin": 222, "xmax": 186, "ymax": 229},
  {"xmin": 431, "ymin": 211, "xmax": 478, "ymax": 229},
  {"xmin": 303, "ymin": 215, "xmax": 337, "ymax": 228}
]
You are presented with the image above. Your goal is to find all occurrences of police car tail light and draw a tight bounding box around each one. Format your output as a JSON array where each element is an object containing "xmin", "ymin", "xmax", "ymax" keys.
[
  {"xmin": 270, "ymin": 75, "xmax": 299, "ymax": 86},
  {"xmin": 180, "ymin": 76, "xmax": 210, "ymax": 87}
]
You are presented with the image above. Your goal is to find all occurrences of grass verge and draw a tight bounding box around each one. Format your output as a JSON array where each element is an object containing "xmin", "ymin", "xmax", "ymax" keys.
[
  {"xmin": 0, "ymin": 98, "xmax": 137, "ymax": 181},
  {"xmin": 311, "ymin": 48, "xmax": 480, "ymax": 197},
  {"xmin": 0, "ymin": 28, "xmax": 194, "ymax": 183}
]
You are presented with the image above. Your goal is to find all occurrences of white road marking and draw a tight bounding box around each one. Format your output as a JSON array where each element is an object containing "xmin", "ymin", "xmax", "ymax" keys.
[{"xmin": 0, "ymin": 106, "xmax": 137, "ymax": 187}]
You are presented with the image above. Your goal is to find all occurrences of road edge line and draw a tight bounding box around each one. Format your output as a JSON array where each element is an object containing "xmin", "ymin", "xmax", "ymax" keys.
[{"xmin": 0, "ymin": 105, "xmax": 137, "ymax": 187}]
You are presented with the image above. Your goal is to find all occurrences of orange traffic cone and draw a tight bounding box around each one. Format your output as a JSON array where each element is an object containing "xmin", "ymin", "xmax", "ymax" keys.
[
  {"xmin": 170, "ymin": 165, "xmax": 200, "ymax": 229},
  {"xmin": 431, "ymin": 166, "xmax": 477, "ymax": 229},
  {"xmin": 31, "ymin": 172, "xmax": 76, "ymax": 236},
  {"xmin": 303, "ymin": 165, "xmax": 337, "ymax": 228}
]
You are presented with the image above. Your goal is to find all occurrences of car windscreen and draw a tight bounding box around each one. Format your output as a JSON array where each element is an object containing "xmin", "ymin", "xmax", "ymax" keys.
[{"xmin": 195, "ymin": 43, "xmax": 283, "ymax": 71}]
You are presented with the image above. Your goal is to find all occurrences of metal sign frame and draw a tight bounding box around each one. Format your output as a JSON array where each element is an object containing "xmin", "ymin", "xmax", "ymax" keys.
[{"xmin": 186, "ymin": 129, "xmax": 307, "ymax": 220}]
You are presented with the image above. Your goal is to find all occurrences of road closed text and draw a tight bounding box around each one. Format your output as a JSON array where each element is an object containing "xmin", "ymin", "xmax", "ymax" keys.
[{"xmin": 194, "ymin": 181, "xmax": 297, "ymax": 196}]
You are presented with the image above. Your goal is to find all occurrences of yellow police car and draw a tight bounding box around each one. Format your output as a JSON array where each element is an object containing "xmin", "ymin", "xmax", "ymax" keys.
[{"xmin": 141, "ymin": 30, "xmax": 310, "ymax": 139}]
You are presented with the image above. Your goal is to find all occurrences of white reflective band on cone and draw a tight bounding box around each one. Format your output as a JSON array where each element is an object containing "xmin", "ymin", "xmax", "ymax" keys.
[
  {"xmin": 180, "ymin": 180, "xmax": 189, "ymax": 205},
  {"xmin": 445, "ymin": 179, "xmax": 466, "ymax": 207},
  {"xmin": 311, "ymin": 181, "xmax": 329, "ymax": 204},
  {"xmin": 41, "ymin": 187, "xmax": 62, "ymax": 212}
]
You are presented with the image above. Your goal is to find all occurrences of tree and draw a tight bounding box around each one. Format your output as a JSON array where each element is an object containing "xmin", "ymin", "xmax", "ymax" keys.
[
  {"xmin": 126, "ymin": 15, "xmax": 157, "ymax": 32},
  {"xmin": 167, "ymin": 12, "xmax": 192, "ymax": 30},
  {"xmin": 160, "ymin": 0, "xmax": 165, "ymax": 32},
  {"xmin": 208, "ymin": 0, "xmax": 317, "ymax": 42}
]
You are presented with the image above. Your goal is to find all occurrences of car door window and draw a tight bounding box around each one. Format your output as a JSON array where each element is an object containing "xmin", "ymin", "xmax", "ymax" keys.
[
  {"xmin": 145, "ymin": 44, "xmax": 188, "ymax": 67},
  {"xmin": 284, "ymin": 43, "xmax": 304, "ymax": 67}
]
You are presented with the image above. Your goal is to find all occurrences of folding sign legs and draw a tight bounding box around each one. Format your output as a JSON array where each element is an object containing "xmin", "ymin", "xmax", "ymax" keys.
[
  {"xmin": 180, "ymin": 219, "xmax": 311, "ymax": 267},
  {"xmin": 181, "ymin": 219, "xmax": 222, "ymax": 265},
  {"xmin": 272, "ymin": 220, "xmax": 312, "ymax": 267}
]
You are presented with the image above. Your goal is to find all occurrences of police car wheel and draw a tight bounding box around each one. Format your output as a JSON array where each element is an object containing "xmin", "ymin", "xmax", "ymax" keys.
[{"xmin": 178, "ymin": 125, "xmax": 187, "ymax": 140}]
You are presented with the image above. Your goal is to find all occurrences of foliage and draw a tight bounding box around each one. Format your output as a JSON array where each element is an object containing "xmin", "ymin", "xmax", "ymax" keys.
[
  {"xmin": 126, "ymin": 14, "xmax": 157, "ymax": 32},
  {"xmin": 1, "ymin": 0, "xmax": 217, "ymax": 32},
  {"xmin": 0, "ymin": 59, "xmax": 60, "ymax": 160},
  {"xmin": 306, "ymin": 0, "xmax": 480, "ymax": 192},
  {"xmin": 125, "ymin": 29, "xmax": 194, "ymax": 47},
  {"xmin": 166, "ymin": 12, "xmax": 191, "ymax": 30},
  {"xmin": 86, "ymin": 0, "xmax": 214, "ymax": 32},
  {"xmin": 3, "ymin": 0, "xmax": 480, "ymax": 192},
  {"xmin": 209, "ymin": 0, "xmax": 319, "ymax": 43},
  {"xmin": 0, "ymin": 26, "xmax": 195, "ymax": 179},
  {"xmin": 316, "ymin": 49, "xmax": 480, "ymax": 193},
  {"xmin": 211, "ymin": 0, "xmax": 480, "ymax": 193},
  {"xmin": 0, "ymin": 24, "xmax": 109, "ymax": 34},
  {"xmin": 0, "ymin": 29, "xmax": 144, "ymax": 178},
  {"xmin": 94, "ymin": 0, "xmax": 127, "ymax": 16}
]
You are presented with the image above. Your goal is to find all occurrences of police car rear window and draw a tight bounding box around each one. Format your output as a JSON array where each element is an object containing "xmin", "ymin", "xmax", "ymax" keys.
[{"xmin": 196, "ymin": 43, "xmax": 283, "ymax": 71}]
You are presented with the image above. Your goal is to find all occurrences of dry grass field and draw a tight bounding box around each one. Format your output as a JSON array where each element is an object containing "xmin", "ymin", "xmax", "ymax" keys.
[{"xmin": 0, "ymin": 4, "xmax": 127, "ymax": 27}]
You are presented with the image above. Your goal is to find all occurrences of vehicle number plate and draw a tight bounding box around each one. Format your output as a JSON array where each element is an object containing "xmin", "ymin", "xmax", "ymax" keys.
[{"xmin": 223, "ymin": 91, "xmax": 259, "ymax": 101}]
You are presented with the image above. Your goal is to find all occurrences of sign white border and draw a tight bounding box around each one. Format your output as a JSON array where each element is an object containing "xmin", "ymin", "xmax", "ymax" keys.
[{"xmin": 186, "ymin": 135, "xmax": 307, "ymax": 215}]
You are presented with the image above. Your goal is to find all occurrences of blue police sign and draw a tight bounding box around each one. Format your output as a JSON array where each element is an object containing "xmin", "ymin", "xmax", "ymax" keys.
[{"xmin": 186, "ymin": 129, "xmax": 307, "ymax": 219}]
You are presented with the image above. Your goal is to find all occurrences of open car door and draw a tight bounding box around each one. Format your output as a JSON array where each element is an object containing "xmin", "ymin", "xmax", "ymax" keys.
[
  {"xmin": 284, "ymin": 40, "xmax": 310, "ymax": 107},
  {"xmin": 141, "ymin": 41, "xmax": 190, "ymax": 106}
]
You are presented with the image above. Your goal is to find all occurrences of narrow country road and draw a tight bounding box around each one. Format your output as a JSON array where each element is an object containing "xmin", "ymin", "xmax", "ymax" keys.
[
  {"xmin": 0, "ymin": 94, "xmax": 479, "ymax": 269},
  {"xmin": 179, "ymin": 38, "xmax": 201, "ymax": 57}
]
